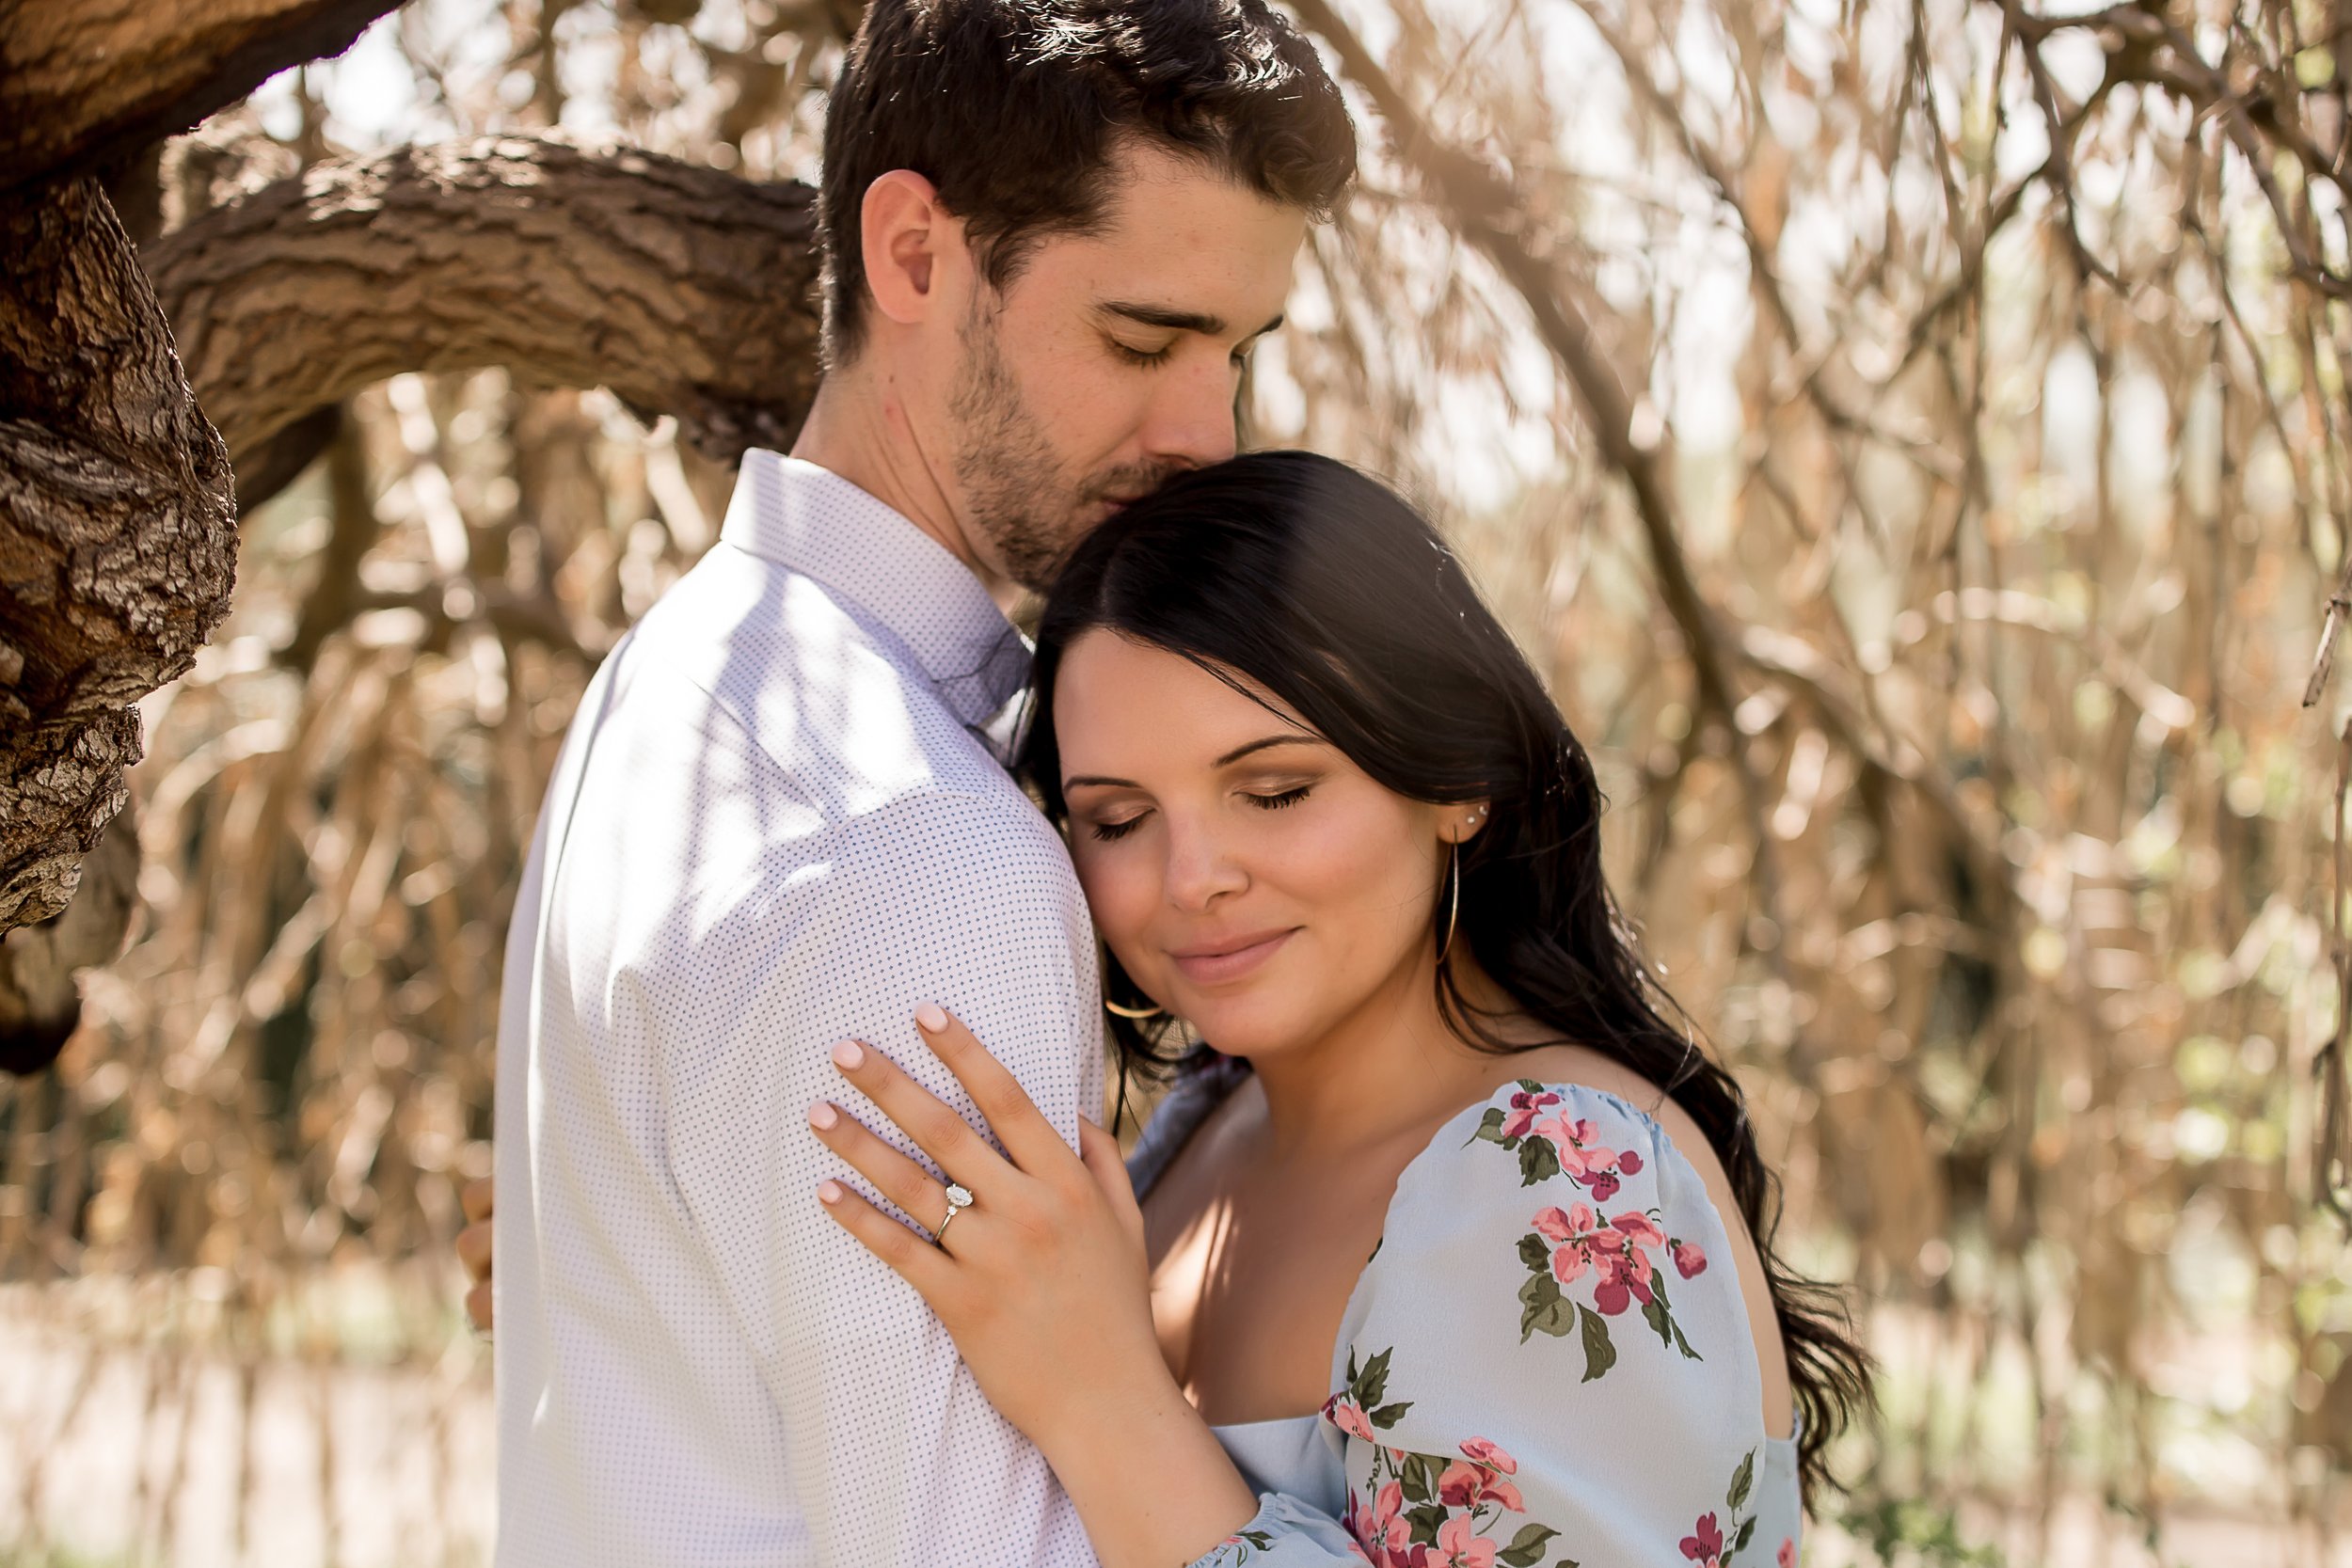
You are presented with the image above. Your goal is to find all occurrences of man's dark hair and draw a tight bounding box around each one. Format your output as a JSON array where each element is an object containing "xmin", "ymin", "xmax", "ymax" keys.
[{"xmin": 818, "ymin": 0, "xmax": 1357, "ymax": 362}]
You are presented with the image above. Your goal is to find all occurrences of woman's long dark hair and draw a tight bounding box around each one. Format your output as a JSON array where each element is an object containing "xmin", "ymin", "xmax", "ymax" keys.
[{"xmin": 1016, "ymin": 450, "xmax": 1868, "ymax": 1497}]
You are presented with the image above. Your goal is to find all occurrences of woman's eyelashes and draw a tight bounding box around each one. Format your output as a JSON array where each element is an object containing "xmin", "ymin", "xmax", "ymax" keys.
[
  {"xmin": 1245, "ymin": 784, "xmax": 1312, "ymax": 812},
  {"xmin": 1088, "ymin": 813, "xmax": 1149, "ymax": 843},
  {"xmin": 1081, "ymin": 784, "xmax": 1313, "ymax": 843}
]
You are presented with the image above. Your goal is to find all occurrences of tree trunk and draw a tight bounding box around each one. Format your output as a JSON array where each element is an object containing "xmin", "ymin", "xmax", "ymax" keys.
[
  {"xmin": 148, "ymin": 137, "xmax": 824, "ymax": 489},
  {"xmin": 0, "ymin": 178, "xmax": 237, "ymax": 933}
]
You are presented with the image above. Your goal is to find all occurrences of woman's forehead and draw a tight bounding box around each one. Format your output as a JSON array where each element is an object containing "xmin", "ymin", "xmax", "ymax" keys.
[{"xmin": 1055, "ymin": 630, "xmax": 1320, "ymax": 761}]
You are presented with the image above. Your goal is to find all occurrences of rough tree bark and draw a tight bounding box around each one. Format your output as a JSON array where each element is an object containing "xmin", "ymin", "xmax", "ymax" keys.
[
  {"xmin": 0, "ymin": 179, "xmax": 235, "ymax": 935},
  {"xmin": 0, "ymin": 0, "xmax": 401, "ymax": 194},
  {"xmin": 0, "ymin": 0, "xmax": 396, "ymax": 1037},
  {"xmin": 147, "ymin": 137, "xmax": 823, "ymax": 487},
  {"xmin": 0, "ymin": 8, "xmax": 821, "ymax": 1065}
]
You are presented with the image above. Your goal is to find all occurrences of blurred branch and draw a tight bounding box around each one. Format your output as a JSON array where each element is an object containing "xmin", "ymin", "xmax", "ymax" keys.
[
  {"xmin": 0, "ymin": 0, "xmax": 404, "ymax": 195},
  {"xmin": 1559, "ymin": 0, "xmax": 1951, "ymax": 488},
  {"xmin": 2323, "ymin": 715, "xmax": 2352, "ymax": 1221},
  {"xmin": 1286, "ymin": 0, "xmax": 1742, "ymax": 734},
  {"xmin": 282, "ymin": 409, "xmax": 374, "ymax": 672},
  {"xmin": 145, "ymin": 136, "xmax": 824, "ymax": 506},
  {"xmin": 2304, "ymin": 545, "xmax": 2352, "ymax": 707},
  {"xmin": 0, "ymin": 804, "xmax": 139, "ymax": 1076}
]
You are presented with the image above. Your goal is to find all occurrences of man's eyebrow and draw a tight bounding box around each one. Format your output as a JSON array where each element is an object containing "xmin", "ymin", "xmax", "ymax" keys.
[{"xmin": 1099, "ymin": 302, "xmax": 1285, "ymax": 340}]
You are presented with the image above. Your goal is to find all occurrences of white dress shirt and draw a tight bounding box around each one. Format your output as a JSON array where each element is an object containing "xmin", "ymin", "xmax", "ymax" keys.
[{"xmin": 495, "ymin": 451, "xmax": 1104, "ymax": 1568}]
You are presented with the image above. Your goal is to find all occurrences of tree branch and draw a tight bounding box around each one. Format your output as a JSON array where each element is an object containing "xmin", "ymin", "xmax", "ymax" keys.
[
  {"xmin": 145, "ymin": 136, "xmax": 824, "ymax": 497},
  {"xmin": 0, "ymin": 0, "xmax": 404, "ymax": 195},
  {"xmin": 1284, "ymin": 0, "xmax": 1744, "ymax": 736}
]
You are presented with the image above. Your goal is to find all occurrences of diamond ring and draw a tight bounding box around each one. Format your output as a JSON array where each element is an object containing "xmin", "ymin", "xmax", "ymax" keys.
[{"xmin": 933, "ymin": 1181, "xmax": 974, "ymax": 1247}]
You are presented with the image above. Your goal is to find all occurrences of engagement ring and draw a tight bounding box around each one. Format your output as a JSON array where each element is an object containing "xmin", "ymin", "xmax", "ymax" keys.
[{"xmin": 933, "ymin": 1182, "xmax": 974, "ymax": 1246}]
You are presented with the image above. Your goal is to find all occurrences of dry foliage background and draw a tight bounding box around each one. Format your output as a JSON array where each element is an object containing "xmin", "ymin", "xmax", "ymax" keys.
[{"xmin": 5, "ymin": 0, "xmax": 2352, "ymax": 1564}]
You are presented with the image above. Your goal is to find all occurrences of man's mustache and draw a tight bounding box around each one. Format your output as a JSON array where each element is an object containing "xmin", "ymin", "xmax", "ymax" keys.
[{"xmin": 1078, "ymin": 460, "xmax": 1191, "ymax": 510}]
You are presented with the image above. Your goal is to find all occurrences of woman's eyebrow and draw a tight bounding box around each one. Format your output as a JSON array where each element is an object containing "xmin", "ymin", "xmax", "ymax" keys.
[
  {"xmin": 1213, "ymin": 735, "xmax": 1325, "ymax": 768},
  {"xmin": 1063, "ymin": 736, "xmax": 1323, "ymax": 793}
]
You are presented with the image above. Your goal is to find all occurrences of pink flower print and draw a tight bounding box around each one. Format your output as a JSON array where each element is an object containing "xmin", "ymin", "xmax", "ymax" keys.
[
  {"xmin": 1456, "ymin": 1436, "xmax": 1518, "ymax": 1474},
  {"xmin": 1777, "ymin": 1538, "xmax": 1796, "ymax": 1568},
  {"xmin": 1532, "ymin": 1203, "xmax": 1591, "ymax": 1245},
  {"xmin": 1674, "ymin": 1239, "xmax": 1709, "ymax": 1278},
  {"xmin": 1680, "ymin": 1512, "xmax": 1725, "ymax": 1566},
  {"xmin": 1434, "ymin": 1513, "xmax": 1500, "ymax": 1568},
  {"xmin": 1438, "ymin": 1458, "xmax": 1526, "ymax": 1514},
  {"xmin": 1345, "ymin": 1481, "xmax": 1412, "ymax": 1567},
  {"xmin": 1529, "ymin": 1113, "xmax": 1598, "ymax": 1169},
  {"xmin": 1501, "ymin": 1088, "xmax": 1563, "ymax": 1139},
  {"xmin": 1609, "ymin": 1211, "xmax": 1667, "ymax": 1250},
  {"xmin": 1324, "ymin": 1394, "xmax": 1377, "ymax": 1444},
  {"xmin": 1589, "ymin": 1241, "xmax": 1657, "ymax": 1317},
  {"xmin": 1527, "ymin": 1110, "xmax": 1645, "ymax": 1199}
]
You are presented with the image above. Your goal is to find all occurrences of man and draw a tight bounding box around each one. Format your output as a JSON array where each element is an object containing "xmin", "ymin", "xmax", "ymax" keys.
[{"xmin": 489, "ymin": 4, "xmax": 1356, "ymax": 1565}]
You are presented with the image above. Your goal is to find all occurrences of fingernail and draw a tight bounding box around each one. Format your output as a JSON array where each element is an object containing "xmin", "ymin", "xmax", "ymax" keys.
[
  {"xmin": 914, "ymin": 1002, "xmax": 948, "ymax": 1033},
  {"xmin": 818, "ymin": 1180, "xmax": 844, "ymax": 1205},
  {"xmin": 832, "ymin": 1039, "xmax": 865, "ymax": 1069},
  {"xmin": 808, "ymin": 1101, "xmax": 838, "ymax": 1131}
]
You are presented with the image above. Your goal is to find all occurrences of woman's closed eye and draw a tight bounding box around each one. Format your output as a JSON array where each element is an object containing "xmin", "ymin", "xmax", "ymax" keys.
[
  {"xmin": 1243, "ymin": 784, "xmax": 1312, "ymax": 812},
  {"xmin": 1087, "ymin": 811, "xmax": 1151, "ymax": 843}
]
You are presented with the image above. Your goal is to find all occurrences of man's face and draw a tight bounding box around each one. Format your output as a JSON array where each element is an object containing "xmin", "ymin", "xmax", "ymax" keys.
[{"xmin": 941, "ymin": 143, "xmax": 1307, "ymax": 592}]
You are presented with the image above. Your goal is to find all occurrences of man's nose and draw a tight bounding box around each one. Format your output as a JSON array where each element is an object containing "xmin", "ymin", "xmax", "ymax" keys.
[{"xmin": 1140, "ymin": 354, "xmax": 1241, "ymax": 469}]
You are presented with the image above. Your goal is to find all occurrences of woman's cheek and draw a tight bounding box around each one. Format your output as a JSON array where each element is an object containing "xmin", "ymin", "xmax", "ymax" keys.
[{"xmin": 1073, "ymin": 842, "xmax": 1158, "ymax": 980}]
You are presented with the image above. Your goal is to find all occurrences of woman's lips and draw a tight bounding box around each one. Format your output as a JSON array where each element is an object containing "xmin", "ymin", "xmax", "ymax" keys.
[{"xmin": 1168, "ymin": 928, "xmax": 1297, "ymax": 987}]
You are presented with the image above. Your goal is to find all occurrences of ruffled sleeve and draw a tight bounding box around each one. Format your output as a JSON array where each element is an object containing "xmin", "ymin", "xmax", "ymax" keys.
[{"xmin": 1182, "ymin": 1080, "xmax": 1801, "ymax": 1568}]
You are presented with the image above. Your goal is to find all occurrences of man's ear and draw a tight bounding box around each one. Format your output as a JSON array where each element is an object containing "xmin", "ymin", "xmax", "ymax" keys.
[{"xmin": 860, "ymin": 169, "xmax": 966, "ymax": 329}]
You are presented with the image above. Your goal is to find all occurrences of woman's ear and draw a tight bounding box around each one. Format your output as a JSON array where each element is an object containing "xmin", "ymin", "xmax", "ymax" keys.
[{"xmin": 1441, "ymin": 801, "xmax": 1492, "ymax": 845}]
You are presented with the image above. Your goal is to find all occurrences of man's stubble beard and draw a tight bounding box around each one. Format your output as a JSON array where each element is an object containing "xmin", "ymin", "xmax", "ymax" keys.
[{"xmin": 947, "ymin": 301, "xmax": 1180, "ymax": 594}]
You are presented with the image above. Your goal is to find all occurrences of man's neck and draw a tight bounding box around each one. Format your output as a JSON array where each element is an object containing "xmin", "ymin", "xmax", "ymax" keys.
[{"xmin": 789, "ymin": 372, "xmax": 1023, "ymax": 612}]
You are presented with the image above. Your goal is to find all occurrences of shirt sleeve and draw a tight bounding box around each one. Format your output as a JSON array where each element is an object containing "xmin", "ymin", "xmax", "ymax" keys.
[
  {"xmin": 1181, "ymin": 1082, "xmax": 1792, "ymax": 1568},
  {"xmin": 652, "ymin": 784, "xmax": 1105, "ymax": 1568}
]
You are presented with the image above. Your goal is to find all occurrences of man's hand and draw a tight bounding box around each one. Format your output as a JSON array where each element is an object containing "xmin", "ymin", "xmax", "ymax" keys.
[{"xmin": 459, "ymin": 1175, "xmax": 494, "ymax": 1333}]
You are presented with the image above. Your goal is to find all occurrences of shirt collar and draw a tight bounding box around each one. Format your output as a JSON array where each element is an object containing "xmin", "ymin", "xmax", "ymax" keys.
[{"xmin": 718, "ymin": 450, "xmax": 1030, "ymax": 729}]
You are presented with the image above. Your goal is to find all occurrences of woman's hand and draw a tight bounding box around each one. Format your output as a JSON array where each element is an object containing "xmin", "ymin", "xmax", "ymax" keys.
[
  {"xmin": 807, "ymin": 1003, "xmax": 1157, "ymax": 1449},
  {"xmin": 809, "ymin": 1005, "xmax": 1259, "ymax": 1566}
]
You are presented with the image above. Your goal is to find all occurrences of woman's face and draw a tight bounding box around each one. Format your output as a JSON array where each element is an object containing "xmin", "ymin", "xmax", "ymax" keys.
[{"xmin": 1054, "ymin": 628, "xmax": 1481, "ymax": 1059}]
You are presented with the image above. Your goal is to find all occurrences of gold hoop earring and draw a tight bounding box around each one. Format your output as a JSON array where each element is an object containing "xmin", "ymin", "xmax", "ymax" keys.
[
  {"xmin": 1437, "ymin": 840, "xmax": 1461, "ymax": 962},
  {"xmin": 1104, "ymin": 997, "xmax": 1165, "ymax": 1021}
]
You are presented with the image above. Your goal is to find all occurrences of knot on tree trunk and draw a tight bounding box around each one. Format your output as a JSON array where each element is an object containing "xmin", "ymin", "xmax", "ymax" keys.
[{"xmin": 1, "ymin": 177, "xmax": 235, "ymax": 930}]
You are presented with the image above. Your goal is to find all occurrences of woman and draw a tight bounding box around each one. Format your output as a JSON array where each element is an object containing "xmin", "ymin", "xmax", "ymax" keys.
[{"xmin": 807, "ymin": 451, "xmax": 1867, "ymax": 1568}]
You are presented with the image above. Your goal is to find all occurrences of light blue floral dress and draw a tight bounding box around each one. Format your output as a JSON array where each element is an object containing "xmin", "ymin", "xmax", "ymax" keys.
[{"xmin": 1126, "ymin": 1049, "xmax": 1804, "ymax": 1568}]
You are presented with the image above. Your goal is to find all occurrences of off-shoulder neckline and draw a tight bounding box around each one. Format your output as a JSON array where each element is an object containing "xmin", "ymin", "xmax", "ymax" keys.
[{"xmin": 1141, "ymin": 1058, "xmax": 1799, "ymax": 1449}]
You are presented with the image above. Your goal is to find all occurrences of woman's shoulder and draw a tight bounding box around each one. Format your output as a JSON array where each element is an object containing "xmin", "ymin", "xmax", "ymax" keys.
[
  {"xmin": 1320, "ymin": 1058, "xmax": 1798, "ymax": 1568},
  {"xmin": 1406, "ymin": 1046, "xmax": 1730, "ymax": 1224},
  {"xmin": 1356, "ymin": 1047, "xmax": 1791, "ymax": 1435},
  {"xmin": 1422, "ymin": 1047, "xmax": 1758, "ymax": 1287}
]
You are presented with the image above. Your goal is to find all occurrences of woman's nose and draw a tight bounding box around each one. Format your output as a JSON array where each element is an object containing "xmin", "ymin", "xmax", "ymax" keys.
[{"xmin": 1161, "ymin": 820, "xmax": 1246, "ymax": 911}]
